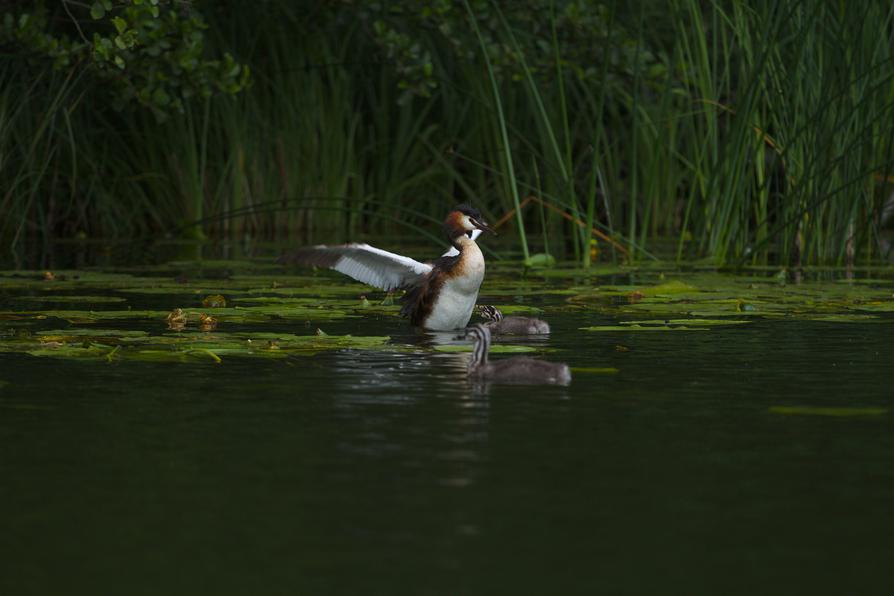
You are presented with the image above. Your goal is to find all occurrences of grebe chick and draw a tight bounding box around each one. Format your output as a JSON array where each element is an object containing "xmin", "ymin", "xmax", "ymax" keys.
[
  {"xmin": 278, "ymin": 205, "xmax": 495, "ymax": 331},
  {"xmin": 478, "ymin": 305, "xmax": 550, "ymax": 334},
  {"xmin": 464, "ymin": 324, "xmax": 571, "ymax": 385}
]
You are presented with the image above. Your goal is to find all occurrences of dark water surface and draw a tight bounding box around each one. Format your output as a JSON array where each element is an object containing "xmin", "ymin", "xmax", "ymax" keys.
[{"xmin": 2, "ymin": 267, "xmax": 894, "ymax": 595}]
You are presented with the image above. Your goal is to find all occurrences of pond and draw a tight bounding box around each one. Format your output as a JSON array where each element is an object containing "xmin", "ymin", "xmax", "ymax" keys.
[{"xmin": 1, "ymin": 261, "xmax": 893, "ymax": 594}]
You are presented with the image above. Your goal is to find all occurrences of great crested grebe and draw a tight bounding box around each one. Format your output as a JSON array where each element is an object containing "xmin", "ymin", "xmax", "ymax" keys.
[
  {"xmin": 278, "ymin": 205, "xmax": 494, "ymax": 330},
  {"xmin": 478, "ymin": 305, "xmax": 550, "ymax": 334},
  {"xmin": 464, "ymin": 324, "xmax": 571, "ymax": 385}
]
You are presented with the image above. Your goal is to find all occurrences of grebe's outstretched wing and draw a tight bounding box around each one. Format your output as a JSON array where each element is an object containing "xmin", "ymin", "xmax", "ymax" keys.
[
  {"xmin": 278, "ymin": 243, "xmax": 433, "ymax": 291},
  {"xmin": 441, "ymin": 228, "xmax": 482, "ymax": 257}
]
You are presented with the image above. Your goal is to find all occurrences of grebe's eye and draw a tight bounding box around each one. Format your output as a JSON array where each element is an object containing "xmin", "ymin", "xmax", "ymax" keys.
[{"xmin": 467, "ymin": 231, "xmax": 473, "ymax": 238}]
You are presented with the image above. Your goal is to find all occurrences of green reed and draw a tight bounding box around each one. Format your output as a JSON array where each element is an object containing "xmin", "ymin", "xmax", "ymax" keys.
[{"xmin": 3, "ymin": 1, "xmax": 894, "ymax": 268}]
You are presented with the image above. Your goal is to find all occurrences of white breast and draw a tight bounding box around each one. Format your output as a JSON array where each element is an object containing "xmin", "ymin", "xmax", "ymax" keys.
[{"xmin": 423, "ymin": 242, "xmax": 485, "ymax": 330}]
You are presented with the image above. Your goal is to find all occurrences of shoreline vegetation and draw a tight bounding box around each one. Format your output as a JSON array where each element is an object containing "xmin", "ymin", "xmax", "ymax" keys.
[{"xmin": 2, "ymin": 0, "xmax": 894, "ymax": 269}]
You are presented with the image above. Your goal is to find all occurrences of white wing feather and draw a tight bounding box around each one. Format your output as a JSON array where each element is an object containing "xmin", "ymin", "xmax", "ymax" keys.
[{"xmin": 291, "ymin": 243, "xmax": 432, "ymax": 291}]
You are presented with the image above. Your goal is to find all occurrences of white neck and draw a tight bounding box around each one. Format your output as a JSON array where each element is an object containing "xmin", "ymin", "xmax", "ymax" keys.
[{"xmin": 454, "ymin": 234, "xmax": 476, "ymax": 249}]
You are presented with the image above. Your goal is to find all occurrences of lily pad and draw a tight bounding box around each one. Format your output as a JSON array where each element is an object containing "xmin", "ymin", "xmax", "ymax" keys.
[
  {"xmin": 523, "ymin": 253, "xmax": 557, "ymax": 268},
  {"xmin": 113, "ymin": 286, "xmax": 248, "ymax": 295},
  {"xmin": 579, "ymin": 325, "xmax": 710, "ymax": 332},
  {"xmin": 13, "ymin": 295, "xmax": 127, "ymax": 303},
  {"xmin": 36, "ymin": 328, "xmax": 150, "ymax": 338},
  {"xmin": 3, "ymin": 309, "xmax": 168, "ymax": 324},
  {"xmin": 570, "ymin": 367, "xmax": 619, "ymax": 374},
  {"xmin": 1, "ymin": 329, "xmax": 393, "ymax": 363},
  {"xmin": 852, "ymin": 302, "xmax": 894, "ymax": 313},
  {"xmin": 769, "ymin": 406, "xmax": 888, "ymax": 417},
  {"xmin": 619, "ymin": 319, "xmax": 751, "ymax": 326},
  {"xmin": 796, "ymin": 314, "xmax": 882, "ymax": 322},
  {"xmin": 636, "ymin": 280, "xmax": 700, "ymax": 296},
  {"xmin": 531, "ymin": 265, "xmax": 627, "ymax": 278}
]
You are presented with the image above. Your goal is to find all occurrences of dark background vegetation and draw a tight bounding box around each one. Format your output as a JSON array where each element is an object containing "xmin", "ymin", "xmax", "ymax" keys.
[{"xmin": 3, "ymin": 0, "xmax": 894, "ymax": 268}]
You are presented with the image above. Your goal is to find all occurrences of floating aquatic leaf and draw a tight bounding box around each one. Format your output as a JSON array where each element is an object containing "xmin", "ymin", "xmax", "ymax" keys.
[
  {"xmin": 13, "ymin": 295, "xmax": 127, "ymax": 303},
  {"xmin": 852, "ymin": 302, "xmax": 894, "ymax": 313},
  {"xmin": 244, "ymin": 284, "xmax": 373, "ymax": 298},
  {"xmin": 5, "ymin": 309, "xmax": 169, "ymax": 324},
  {"xmin": 0, "ymin": 303, "xmax": 364, "ymax": 325},
  {"xmin": 769, "ymin": 406, "xmax": 888, "ymax": 417},
  {"xmin": 638, "ymin": 280, "xmax": 700, "ymax": 296},
  {"xmin": 619, "ymin": 319, "xmax": 751, "ymax": 326},
  {"xmin": 25, "ymin": 343, "xmax": 119, "ymax": 360},
  {"xmin": 0, "ymin": 312, "xmax": 47, "ymax": 321},
  {"xmin": 797, "ymin": 314, "xmax": 882, "ymax": 322},
  {"xmin": 5, "ymin": 330, "xmax": 393, "ymax": 362},
  {"xmin": 36, "ymin": 328, "xmax": 149, "ymax": 338},
  {"xmin": 523, "ymin": 253, "xmax": 557, "ymax": 268},
  {"xmin": 231, "ymin": 296, "xmax": 311, "ymax": 304},
  {"xmin": 579, "ymin": 325, "xmax": 710, "ymax": 332},
  {"xmin": 115, "ymin": 286, "xmax": 247, "ymax": 295},
  {"xmin": 570, "ymin": 367, "xmax": 619, "ymax": 374},
  {"xmin": 529, "ymin": 265, "xmax": 626, "ymax": 278},
  {"xmin": 834, "ymin": 278, "xmax": 894, "ymax": 285}
]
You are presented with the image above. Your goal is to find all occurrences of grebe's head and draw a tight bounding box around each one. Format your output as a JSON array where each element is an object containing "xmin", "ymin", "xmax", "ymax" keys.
[
  {"xmin": 478, "ymin": 305, "xmax": 503, "ymax": 322},
  {"xmin": 463, "ymin": 323, "xmax": 491, "ymax": 366},
  {"xmin": 443, "ymin": 204, "xmax": 495, "ymax": 243}
]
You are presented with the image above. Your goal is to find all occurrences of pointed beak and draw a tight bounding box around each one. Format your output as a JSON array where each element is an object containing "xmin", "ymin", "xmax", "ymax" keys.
[{"xmin": 471, "ymin": 217, "xmax": 496, "ymax": 235}]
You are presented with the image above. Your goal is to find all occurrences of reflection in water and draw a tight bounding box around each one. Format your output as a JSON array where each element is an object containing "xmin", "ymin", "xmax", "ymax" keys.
[
  {"xmin": 326, "ymin": 340, "xmax": 493, "ymax": 497},
  {"xmin": 2, "ymin": 273, "xmax": 894, "ymax": 594}
]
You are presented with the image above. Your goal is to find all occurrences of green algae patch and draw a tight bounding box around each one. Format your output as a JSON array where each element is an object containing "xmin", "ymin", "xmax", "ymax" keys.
[
  {"xmin": 113, "ymin": 286, "xmax": 248, "ymax": 296},
  {"xmin": 4, "ymin": 309, "xmax": 169, "ymax": 324},
  {"xmin": 797, "ymin": 314, "xmax": 883, "ymax": 323},
  {"xmin": 619, "ymin": 318, "xmax": 751, "ymax": 327},
  {"xmin": 528, "ymin": 265, "xmax": 627, "ymax": 278},
  {"xmin": 13, "ymin": 295, "xmax": 128, "ymax": 304},
  {"xmin": 229, "ymin": 296, "xmax": 401, "ymax": 317},
  {"xmin": 580, "ymin": 325, "xmax": 710, "ymax": 332},
  {"xmin": 852, "ymin": 301, "xmax": 894, "ymax": 313},
  {"xmin": 769, "ymin": 406, "xmax": 888, "ymax": 417},
  {"xmin": 36, "ymin": 328, "xmax": 150, "ymax": 339},
  {"xmin": 570, "ymin": 367, "xmax": 619, "ymax": 374},
  {"xmin": 0, "ymin": 303, "xmax": 364, "ymax": 325},
  {"xmin": 0, "ymin": 328, "xmax": 392, "ymax": 363},
  {"xmin": 636, "ymin": 280, "xmax": 700, "ymax": 296}
]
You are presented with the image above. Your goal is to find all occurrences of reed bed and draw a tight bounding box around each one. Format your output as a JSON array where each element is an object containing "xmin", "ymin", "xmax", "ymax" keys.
[{"xmin": 2, "ymin": 0, "xmax": 894, "ymax": 268}]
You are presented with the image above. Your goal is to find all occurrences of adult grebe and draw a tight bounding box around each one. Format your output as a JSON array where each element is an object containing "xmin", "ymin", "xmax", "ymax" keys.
[
  {"xmin": 464, "ymin": 324, "xmax": 571, "ymax": 385},
  {"xmin": 478, "ymin": 305, "xmax": 550, "ymax": 334},
  {"xmin": 278, "ymin": 205, "xmax": 494, "ymax": 330}
]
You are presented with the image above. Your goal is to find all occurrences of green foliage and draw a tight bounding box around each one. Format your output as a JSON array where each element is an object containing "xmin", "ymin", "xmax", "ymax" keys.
[
  {"xmin": 341, "ymin": 0, "xmax": 662, "ymax": 101},
  {"xmin": 1, "ymin": 0, "xmax": 249, "ymax": 117},
  {"xmin": 2, "ymin": 0, "xmax": 894, "ymax": 269}
]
